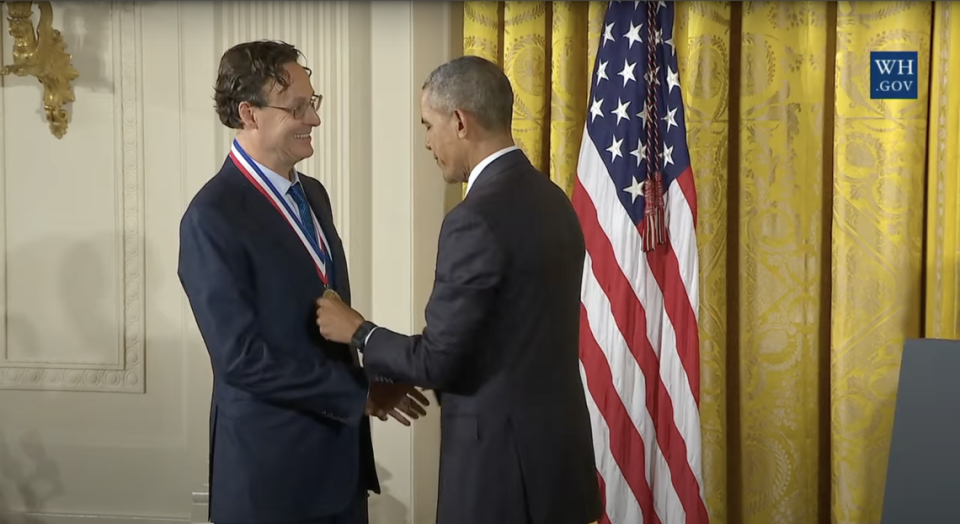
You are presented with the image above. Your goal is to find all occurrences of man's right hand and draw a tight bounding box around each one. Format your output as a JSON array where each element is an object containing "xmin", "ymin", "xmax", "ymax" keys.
[{"xmin": 366, "ymin": 383, "xmax": 431, "ymax": 426}]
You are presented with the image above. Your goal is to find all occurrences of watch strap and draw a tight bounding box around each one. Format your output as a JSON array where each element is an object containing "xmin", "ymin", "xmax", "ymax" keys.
[{"xmin": 350, "ymin": 320, "xmax": 377, "ymax": 352}]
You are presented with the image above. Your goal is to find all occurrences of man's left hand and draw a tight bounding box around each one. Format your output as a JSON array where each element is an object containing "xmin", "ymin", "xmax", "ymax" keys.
[
  {"xmin": 316, "ymin": 296, "xmax": 364, "ymax": 344},
  {"xmin": 368, "ymin": 382, "xmax": 431, "ymax": 426}
]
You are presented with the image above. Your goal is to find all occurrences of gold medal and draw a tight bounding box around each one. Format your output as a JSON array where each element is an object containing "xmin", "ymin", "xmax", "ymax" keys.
[{"xmin": 322, "ymin": 288, "xmax": 341, "ymax": 301}]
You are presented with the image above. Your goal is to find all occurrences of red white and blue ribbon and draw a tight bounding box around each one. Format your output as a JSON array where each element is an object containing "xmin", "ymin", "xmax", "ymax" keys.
[{"xmin": 229, "ymin": 139, "xmax": 333, "ymax": 286}]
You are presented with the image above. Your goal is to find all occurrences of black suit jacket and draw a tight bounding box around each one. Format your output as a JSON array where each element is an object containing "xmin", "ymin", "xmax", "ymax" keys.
[
  {"xmin": 178, "ymin": 157, "xmax": 378, "ymax": 524},
  {"xmin": 361, "ymin": 149, "xmax": 603, "ymax": 524}
]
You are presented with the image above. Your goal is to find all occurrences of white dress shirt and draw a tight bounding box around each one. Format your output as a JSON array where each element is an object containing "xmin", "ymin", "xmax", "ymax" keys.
[{"xmin": 252, "ymin": 160, "xmax": 331, "ymax": 256}]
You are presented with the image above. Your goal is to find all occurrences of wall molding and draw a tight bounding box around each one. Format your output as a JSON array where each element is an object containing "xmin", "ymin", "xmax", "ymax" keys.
[
  {"xmin": 0, "ymin": 1, "xmax": 146, "ymax": 393},
  {"xmin": 0, "ymin": 512, "xmax": 188, "ymax": 524}
]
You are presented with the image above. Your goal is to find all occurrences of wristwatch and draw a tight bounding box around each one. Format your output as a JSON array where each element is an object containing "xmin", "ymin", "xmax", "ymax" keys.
[{"xmin": 350, "ymin": 320, "xmax": 377, "ymax": 353}]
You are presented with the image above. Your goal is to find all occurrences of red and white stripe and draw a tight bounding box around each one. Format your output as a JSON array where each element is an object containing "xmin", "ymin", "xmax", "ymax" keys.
[
  {"xmin": 573, "ymin": 125, "xmax": 706, "ymax": 524},
  {"xmin": 229, "ymin": 142, "xmax": 332, "ymax": 285}
]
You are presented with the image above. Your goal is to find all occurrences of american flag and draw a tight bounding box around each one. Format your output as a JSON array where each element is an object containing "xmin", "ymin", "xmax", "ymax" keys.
[{"xmin": 572, "ymin": 2, "xmax": 707, "ymax": 524}]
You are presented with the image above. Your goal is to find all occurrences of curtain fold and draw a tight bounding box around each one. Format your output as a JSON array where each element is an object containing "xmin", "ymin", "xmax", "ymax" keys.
[
  {"xmin": 462, "ymin": 2, "xmax": 960, "ymax": 524},
  {"xmin": 926, "ymin": 2, "xmax": 960, "ymax": 341}
]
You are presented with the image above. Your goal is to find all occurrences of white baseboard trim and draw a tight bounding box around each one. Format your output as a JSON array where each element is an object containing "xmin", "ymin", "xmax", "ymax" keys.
[
  {"xmin": 191, "ymin": 487, "xmax": 209, "ymax": 524},
  {"xmin": 0, "ymin": 512, "xmax": 190, "ymax": 524},
  {"xmin": 0, "ymin": 485, "xmax": 209, "ymax": 524}
]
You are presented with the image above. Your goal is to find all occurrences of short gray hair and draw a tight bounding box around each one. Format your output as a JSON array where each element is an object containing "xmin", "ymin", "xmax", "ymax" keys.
[{"xmin": 422, "ymin": 55, "xmax": 514, "ymax": 133}]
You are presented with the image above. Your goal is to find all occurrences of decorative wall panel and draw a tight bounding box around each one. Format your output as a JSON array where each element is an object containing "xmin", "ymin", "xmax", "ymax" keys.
[{"xmin": 0, "ymin": 2, "xmax": 144, "ymax": 393}]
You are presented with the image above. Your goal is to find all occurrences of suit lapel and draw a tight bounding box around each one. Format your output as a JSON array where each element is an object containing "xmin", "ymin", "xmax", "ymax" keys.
[
  {"xmin": 226, "ymin": 160, "xmax": 329, "ymax": 292},
  {"xmin": 225, "ymin": 161, "xmax": 358, "ymax": 367}
]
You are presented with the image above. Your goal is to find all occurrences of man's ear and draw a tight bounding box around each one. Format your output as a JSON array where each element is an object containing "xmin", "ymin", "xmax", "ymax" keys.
[
  {"xmin": 453, "ymin": 109, "xmax": 468, "ymax": 139},
  {"xmin": 238, "ymin": 101, "xmax": 258, "ymax": 129}
]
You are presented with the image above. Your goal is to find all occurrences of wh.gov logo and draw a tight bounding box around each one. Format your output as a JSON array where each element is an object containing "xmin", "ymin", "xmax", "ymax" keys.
[{"xmin": 870, "ymin": 51, "xmax": 918, "ymax": 99}]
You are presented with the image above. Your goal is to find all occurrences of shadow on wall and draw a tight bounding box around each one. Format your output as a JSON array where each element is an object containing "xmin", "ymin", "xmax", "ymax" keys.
[
  {"xmin": 59, "ymin": 2, "xmax": 114, "ymax": 93},
  {"xmin": 0, "ymin": 239, "xmax": 104, "ymax": 524},
  {"xmin": 58, "ymin": 0, "xmax": 176, "ymax": 93},
  {"xmin": 0, "ymin": 430, "xmax": 65, "ymax": 524},
  {"xmin": 21, "ymin": 2, "xmax": 164, "ymax": 129},
  {"xmin": 7, "ymin": 2, "xmax": 115, "ymax": 131},
  {"xmin": 369, "ymin": 462, "xmax": 410, "ymax": 524},
  {"xmin": 2, "ymin": 235, "xmax": 123, "ymax": 367}
]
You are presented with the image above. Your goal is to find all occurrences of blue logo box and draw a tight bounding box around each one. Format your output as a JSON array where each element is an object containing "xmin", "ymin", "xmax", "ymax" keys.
[{"xmin": 870, "ymin": 51, "xmax": 918, "ymax": 100}]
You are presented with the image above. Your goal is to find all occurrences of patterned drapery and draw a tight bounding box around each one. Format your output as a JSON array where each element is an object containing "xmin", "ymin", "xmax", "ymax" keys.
[{"xmin": 462, "ymin": 2, "xmax": 960, "ymax": 524}]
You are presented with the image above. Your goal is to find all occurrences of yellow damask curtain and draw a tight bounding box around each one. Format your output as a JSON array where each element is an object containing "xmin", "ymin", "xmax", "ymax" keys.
[
  {"xmin": 462, "ymin": 1, "xmax": 608, "ymax": 196},
  {"xmin": 463, "ymin": 2, "xmax": 960, "ymax": 524}
]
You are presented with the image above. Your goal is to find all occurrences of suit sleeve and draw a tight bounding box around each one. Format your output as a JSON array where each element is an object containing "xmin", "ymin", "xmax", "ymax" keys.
[
  {"xmin": 360, "ymin": 207, "xmax": 505, "ymax": 390},
  {"xmin": 178, "ymin": 205, "xmax": 368, "ymax": 427}
]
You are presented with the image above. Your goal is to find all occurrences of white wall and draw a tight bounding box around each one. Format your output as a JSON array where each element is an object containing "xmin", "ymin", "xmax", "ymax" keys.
[{"xmin": 0, "ymin": 2, "xmax": 461, "ymax": 524}]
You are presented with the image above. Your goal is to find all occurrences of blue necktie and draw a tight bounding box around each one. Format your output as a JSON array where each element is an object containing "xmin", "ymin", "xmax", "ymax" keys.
[{"xmin": 288, "ymin": 182, "xmax": 333, "ymax": 279}]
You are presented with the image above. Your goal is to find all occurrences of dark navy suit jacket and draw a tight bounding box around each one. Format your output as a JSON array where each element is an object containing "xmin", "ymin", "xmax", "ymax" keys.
[
  {"xmin": 178, "ymin": 157, "xmax": 378, "ymax": 524},
  {"xmin": 360, "ymin": 150, "xmax": 602, "ymax": 524}
]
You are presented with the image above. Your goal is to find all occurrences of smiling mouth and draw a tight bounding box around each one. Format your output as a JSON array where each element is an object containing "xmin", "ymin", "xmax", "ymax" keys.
[{"xmin": 294, "ymin": 133, "xmax": 311, "ymax": 139}]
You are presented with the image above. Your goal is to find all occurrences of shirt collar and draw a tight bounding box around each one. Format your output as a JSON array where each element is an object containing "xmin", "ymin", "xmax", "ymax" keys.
[
  {"xmin": 464, "ymin": 145, "xmax": 520, "ymax": 197},
  {"xmin": 251, "ymin": 159, "xmax": 300, "ymax": 194}
]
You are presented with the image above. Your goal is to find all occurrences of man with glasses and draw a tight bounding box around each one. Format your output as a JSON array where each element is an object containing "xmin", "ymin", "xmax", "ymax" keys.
[{"xmin": 177, "ymin": 40, "xmax": 427, "ymax": 524}]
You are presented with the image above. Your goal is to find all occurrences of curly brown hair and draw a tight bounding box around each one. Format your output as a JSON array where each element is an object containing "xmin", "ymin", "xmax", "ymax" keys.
[{"xmin": 213, "ymin": 40, "xmax": 312, "ymax": 129}]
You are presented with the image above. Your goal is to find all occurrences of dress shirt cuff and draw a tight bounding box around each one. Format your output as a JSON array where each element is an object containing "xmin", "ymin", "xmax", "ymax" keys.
[
  {"xmin": 363, "ymin": 326, "xmax": 379, "ymax": 346},
  {"xmin": 354, "ymin": 325, "xmax": 392, "ymax": 383}
]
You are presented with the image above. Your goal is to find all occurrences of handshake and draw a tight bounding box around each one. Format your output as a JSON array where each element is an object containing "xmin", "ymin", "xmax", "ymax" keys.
[
  {"xmin": 315, "ymin": 290, "xmax": 431, "ymax": 427},
  {"xmin": 364, "ymin": 381, "xmax": 431, "ymax": 426}
]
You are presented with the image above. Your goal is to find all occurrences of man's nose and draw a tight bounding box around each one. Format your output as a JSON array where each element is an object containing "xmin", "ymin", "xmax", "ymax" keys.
[{"xmin": 305, "ymin": 107, "xmax": 321, "ymax": 126}]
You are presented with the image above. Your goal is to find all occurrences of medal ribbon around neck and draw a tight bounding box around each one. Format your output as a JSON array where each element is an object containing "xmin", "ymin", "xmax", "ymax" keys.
[{"xmin": 229, "ymin": 139, "xmax": 334, "ymax": 286}]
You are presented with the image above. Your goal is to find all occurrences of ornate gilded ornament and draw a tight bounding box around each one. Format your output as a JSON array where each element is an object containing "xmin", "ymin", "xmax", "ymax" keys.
[{"xmin": 0, "ymin": 1, "xmax": 79, "ymax": 138}]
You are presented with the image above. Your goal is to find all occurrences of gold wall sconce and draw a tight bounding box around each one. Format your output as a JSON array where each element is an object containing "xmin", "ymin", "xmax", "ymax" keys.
[{"xmin": 0, "ymin": 1, "xmax": 79, "ymax": 139}]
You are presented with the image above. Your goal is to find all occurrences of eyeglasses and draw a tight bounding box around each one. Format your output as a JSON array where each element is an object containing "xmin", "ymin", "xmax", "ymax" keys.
[{"xmin": 264, "ymin": 94, "xmax": 322, "ymax": 119}]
